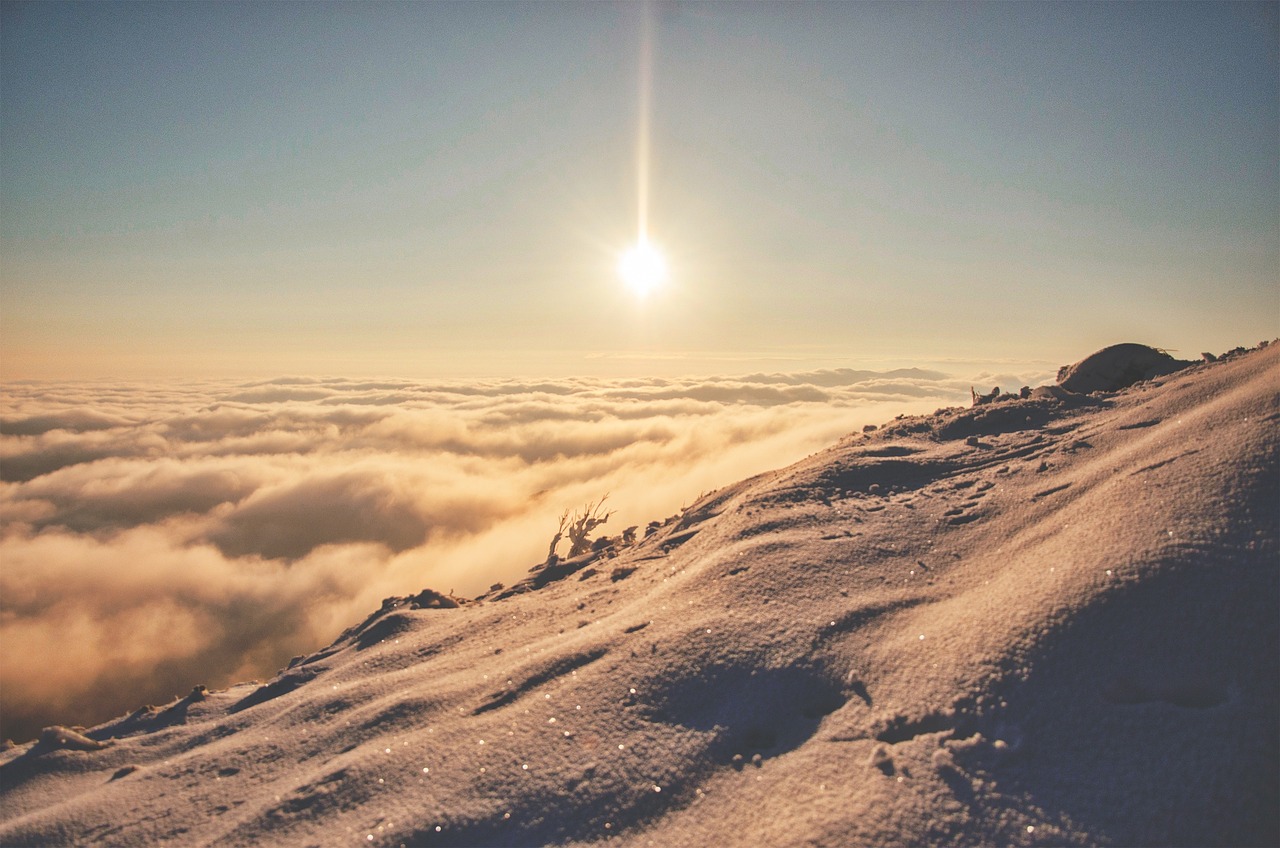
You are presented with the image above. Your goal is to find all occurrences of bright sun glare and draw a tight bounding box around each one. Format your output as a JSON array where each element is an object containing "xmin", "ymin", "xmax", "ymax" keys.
[{"xmin": 618, "ymin": 239, "xmax": 668, "ymax": 297}]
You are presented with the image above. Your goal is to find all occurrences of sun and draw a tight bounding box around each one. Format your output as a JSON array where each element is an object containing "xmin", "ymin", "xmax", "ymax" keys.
[{"xmin": 618, "ymin": 239, "xmax": 668, "ymax": 297}]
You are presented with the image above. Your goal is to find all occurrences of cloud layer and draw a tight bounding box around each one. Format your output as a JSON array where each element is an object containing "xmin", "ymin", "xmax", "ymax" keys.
[{"xmin": 0, "ymin": 364, "xmax": 1051, "ymax": 741}]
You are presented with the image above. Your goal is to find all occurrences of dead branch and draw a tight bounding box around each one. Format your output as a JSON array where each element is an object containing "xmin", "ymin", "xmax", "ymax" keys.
[
  {"xmin": 567, "ymin": 495, "xmax": 613, "ymax": 557},
  {"xmin": 546, "ymin": 508, "xmax": 570, "ymax": 562}
]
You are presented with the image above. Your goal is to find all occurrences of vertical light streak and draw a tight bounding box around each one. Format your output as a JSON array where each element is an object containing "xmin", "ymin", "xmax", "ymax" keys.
[{"xmin": 636, "ymin": 3, "xmax": 653, "ymax": 244}]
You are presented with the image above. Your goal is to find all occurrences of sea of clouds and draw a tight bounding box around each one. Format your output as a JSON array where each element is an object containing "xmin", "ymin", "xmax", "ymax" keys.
[{"xmin": 0, "ymin": 363, "xmax": 1051, "ymax": 742}]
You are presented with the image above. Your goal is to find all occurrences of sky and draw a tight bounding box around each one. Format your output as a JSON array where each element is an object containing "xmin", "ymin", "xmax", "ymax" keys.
[{"xmin": 2, "ymin": 1, "xmax": 1276, "ymax": 379}]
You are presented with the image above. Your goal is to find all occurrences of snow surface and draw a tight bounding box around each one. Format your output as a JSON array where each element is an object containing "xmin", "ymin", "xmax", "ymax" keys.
[{"xmin": 1, "ymin": 344, "xmax": 1276, "ymax": 847}]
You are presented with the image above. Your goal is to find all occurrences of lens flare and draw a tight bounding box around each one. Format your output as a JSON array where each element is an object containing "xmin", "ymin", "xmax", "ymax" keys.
[
  {"xmin": 636, "ymin": 4, "xmax": 653, "ymax": 245},
  {"xmin": 618, "ymin": 3, "xmax": 667, "ymax": 298}
]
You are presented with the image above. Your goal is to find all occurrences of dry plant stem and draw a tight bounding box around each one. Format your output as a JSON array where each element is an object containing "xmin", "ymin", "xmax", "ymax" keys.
[{"xmin": 566, "ymin": 495, "xmax": 614, "ymax": 558}]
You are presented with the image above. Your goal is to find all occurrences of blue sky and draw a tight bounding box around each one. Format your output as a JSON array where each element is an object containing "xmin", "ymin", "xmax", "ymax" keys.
[{"xmin": 2, "ymin": 1, "xmax": 1276, "ymax": 377}]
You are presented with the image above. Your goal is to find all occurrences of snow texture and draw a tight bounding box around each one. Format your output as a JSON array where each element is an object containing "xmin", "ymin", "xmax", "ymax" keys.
[{"xmin": 1, "ymin": 343, "xmax": 1276, "ymax": 847}]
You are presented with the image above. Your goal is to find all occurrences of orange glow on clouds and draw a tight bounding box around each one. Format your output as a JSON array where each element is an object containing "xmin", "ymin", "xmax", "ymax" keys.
[{"xmin": 0, "ymin": 366, "xmax": 1043, "ymax": 742}]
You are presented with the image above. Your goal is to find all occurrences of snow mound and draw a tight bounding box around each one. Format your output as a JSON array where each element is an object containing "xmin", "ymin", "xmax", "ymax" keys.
[
  {"xmin": 1056, "ymin": 342, "xmax": 1194, "ymax": 393},
  {"xmin": 34, "ymin": 727, "xmax": 111, "ymax": 754},
  {"xmin": 1, "ymin": 344, "xmax": 1276, "ymax": 847}
]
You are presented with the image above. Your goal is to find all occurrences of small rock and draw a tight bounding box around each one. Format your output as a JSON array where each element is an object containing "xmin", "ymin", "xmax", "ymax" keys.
[
  {"xmin": 110, "ymin": 765, "xmax": 139, "ymax": 781},
  {"xmin": 37, "ymin": 726, "xmax": 110, "ymax": 752}
]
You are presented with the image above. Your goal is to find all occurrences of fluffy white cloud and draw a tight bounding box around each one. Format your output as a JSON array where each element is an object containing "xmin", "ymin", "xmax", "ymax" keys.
[{"xmin": 0, "ymin": 364, "xmax": 1052, "ymax": 742}]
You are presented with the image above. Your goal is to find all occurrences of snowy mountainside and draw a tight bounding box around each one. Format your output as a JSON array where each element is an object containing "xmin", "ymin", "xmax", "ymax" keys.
[{"xmin": 1, "ymin": 344, "xmax": 1276, "ymax": 847}]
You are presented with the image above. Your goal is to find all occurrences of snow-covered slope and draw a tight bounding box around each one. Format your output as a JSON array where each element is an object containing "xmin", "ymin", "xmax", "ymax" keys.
[{"xmin": 2, "ymin": 344, "xmax": 1276, "ymax": 847}]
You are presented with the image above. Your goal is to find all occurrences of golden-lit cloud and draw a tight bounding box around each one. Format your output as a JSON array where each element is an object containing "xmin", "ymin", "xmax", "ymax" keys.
[{"xmin": 0, "ymin": 365, "xmax": 1053, "ymax": 742}]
